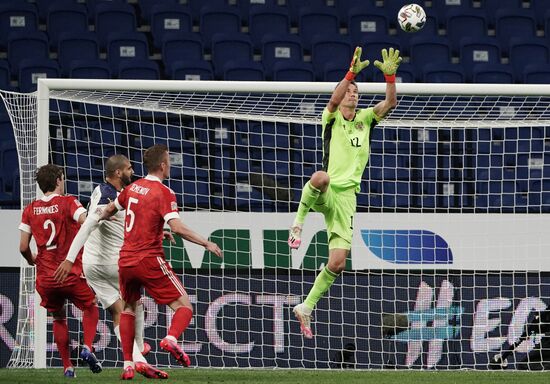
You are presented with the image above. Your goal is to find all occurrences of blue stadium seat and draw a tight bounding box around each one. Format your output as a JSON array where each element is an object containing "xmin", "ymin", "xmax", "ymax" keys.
[
  {"xmin": 223, "ymin": 60, "xmax": 264, "ymax": 81},
  {"xmin": 323, "ymin": 61, "xmax": 355, "ymax": 82},
  {"xmin": 188, "ymin": 0, "xmax": 228, "ymax": 24},
  {"xmin": 150, "ymin": 3, "xmax": 192, "ymax": 49},
  {"xmin": 0, "ymin": 60, "xmax": 11, "ymax": 91},
  {"xmin": 118, "ymin": 59, "xmax": 159, "ymax": 79},
  {"xmin": 107, "ymin": 32, "xmax": 149, "ymax": 74},
  {"xmin": 472, "ymin": 63, "xmax": 514, "ymax": 83},
  {"xmin": 347, "ymin": 7, "xmax": 389, "ymax": 46},
  {"xmin": 199, "ymin": 6, "xmax": 242, "ymax": 49},
  {"xmin": 459, "ymin": 37, "xmax": 501, "ymax": 81},
  {"xmin": 95, "ymin": 2, "xmax": 137, "ymax": 49},
  {"xmin": 57, "ymin": 32, "xmax": 99, "ymax": 76},
  {"xmin": 170, "ymin": 60, "xmax": 214, "ymax": 80},
  {"xmin": 310, "ymin": 35, "xmax": 352, "ymax": 81},
  {"xmin": 237, "ymin": 0, "xmax": 280, "ymax": 21},
  {"xmin": 0, "ymin": 3, "xmax": 38, "ymax": 50},
  {"xmin": 429, "ymin": 0, "xmax": 474, "ymax": 27},
  {"xmin": 358, "ymin": 36, "xmax": 401, "ymax": 72},
  {"xmin": 446, "ymin": 9, "xmax": 488, "ymax": 55},
  {"xmin": 481, "ymin": 0, "xmax": 523, "ymax": 28},
  {"xmin": 396, "ymin": 14, "xmax": 438, "ymax": 56},
  {"xmin": 373, "ymin": 62, "xmax": 417, "ymax": 83},
  {"xmin": 335, "ymin": 0, "xmax": 376, "ymax": 24},
  {"xmin": 36, "ymin": 0, "xmax": 69, "ymax": 23},
  {"xmin": 287, "ymin": 0, "xmax": 330, "ymax": 25},
  {"xmin": 47, "ymin": 1, "xmax": 88, "ymax": 49},
  {"xmin": 409, "ymin": 36, "xmax": 451, "ymax": 69},
  {"xmin": 423, "ymin": 63, "xmax": 465, "ymax": 83},
  {"xmin": 18, "ymin": 59, "xmax": 60, "ymax": 92},
  {"xmin": 69, "ymin": 59, "xmax": 110, "ymax": 79},
  {"xmin": 137, "ymin": 0, "xmax": 177, "ymax": 23},
  {"xmin": 523, "ymin": 64, "xmax": 550, "ymax": 84},
  {"xmin": 509, "ymin": 38, "xmax": 549, "ymax": 82},
  {"xmin": 211, "ymin": 33, "xmax": 253, "ymax": 78},
  {"xmin": 298, "ymin": 8, "xmax": 340, "ymax": 51},
  {"xmin": 530, "ymin": 0, "xmax": 550, "ymax": 28},
  {"xmin": 261, "ymin": 34, "xmax": 303, "ymax": 79},
  {"xmin": 161, "ymin": 32, "xmax": 203, "ymax": 76},
  {"xmin": 248, "ymin": 7, "xmax": 290, "ymax": 50},
  {"xmin": 7, "ymin": 31, "xmax": 49, "ymax": 76},
  {"xmin": 495, "ymin": 9, "xmax": 537, "ymax": 55},
  {"xmin": 272, "ymin": 61, "xmax": 314, "ymax": 81}
]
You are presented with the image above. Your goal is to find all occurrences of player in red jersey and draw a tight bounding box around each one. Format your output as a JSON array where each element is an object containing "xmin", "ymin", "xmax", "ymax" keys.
[
  {"xmin": 99, "ymin": 144, "xmax": 222, "ymax": 380},
  {"xmin": 18, "ymin": 164, "xmax": 102, "ymax": 377}
]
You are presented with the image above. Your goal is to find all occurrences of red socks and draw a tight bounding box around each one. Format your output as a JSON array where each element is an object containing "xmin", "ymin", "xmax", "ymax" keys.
[
  {"xmin": 167, "ymin": 307, "xmax": 193, "ymax": 339},
  {"xmin": 120, "ymin": 311, "xmax": 136, "ymax": 362},
  {"xmin": 53, "ymin": 319, "xmax": 71, "ymax": 369},
  {"xmin": 81, "ymin": 305, "xmax": 99, "ymax": 349}
]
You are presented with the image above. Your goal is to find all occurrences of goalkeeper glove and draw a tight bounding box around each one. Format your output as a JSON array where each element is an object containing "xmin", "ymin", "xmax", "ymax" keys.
[
  {"xmin": 374, "ymin": 47, "xmax": 403, "ymax": 83},
  {"xmin": 345, "ymin": 46, "xmax": 370, "ymax": 81}
]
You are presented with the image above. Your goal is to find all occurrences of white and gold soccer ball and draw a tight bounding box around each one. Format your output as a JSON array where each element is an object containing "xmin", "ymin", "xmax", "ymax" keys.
[{"xmin": 397, "ymin": 4, "xmax": 426, "ymax": 33}]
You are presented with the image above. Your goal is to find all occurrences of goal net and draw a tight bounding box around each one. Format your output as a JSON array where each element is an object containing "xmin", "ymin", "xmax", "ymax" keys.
[{"xmin": 3, "ymin": 80, "xmax": 550, "ymax": 370}]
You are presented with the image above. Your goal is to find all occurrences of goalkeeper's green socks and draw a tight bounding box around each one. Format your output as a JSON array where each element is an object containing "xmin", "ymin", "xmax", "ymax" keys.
[
  {"xmin": 304, "ymin": 266, "xmax": 340, "ymax": 310},
  {"xmin": 293, "ymin": 181, "xmax": 321, "ymax": 226}
]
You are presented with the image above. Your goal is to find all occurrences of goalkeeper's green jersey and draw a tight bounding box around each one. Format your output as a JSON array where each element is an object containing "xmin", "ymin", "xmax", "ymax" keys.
[{"xmin": 321, "ymin": 107, "xmax": 381, "ymax": 191}]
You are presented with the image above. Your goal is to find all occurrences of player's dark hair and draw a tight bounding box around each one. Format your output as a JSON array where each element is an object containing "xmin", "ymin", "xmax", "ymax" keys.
[
  {"xmin": 105, "ymin": 154, "xmax": 129, "ymax": 177},
  {"xmin": 144, "ymin": 144, "xmax": 168, "ymax": 173},
  {"xmin": 35, "ymin": 164, "xmax": 64, "ymax": 194},
  {"xmin": 335, "ymin": 79, "xmax": 358, "ymax": 90}
]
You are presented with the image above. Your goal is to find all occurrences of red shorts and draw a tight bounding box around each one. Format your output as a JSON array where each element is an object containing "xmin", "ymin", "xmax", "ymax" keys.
[
  {"xmin": 36, "ymin": 278, "xmax": 96, "ymax": 313},
  {"xmin": 119, "ymin": 256, "xmax": 187, "ymax": 305}
]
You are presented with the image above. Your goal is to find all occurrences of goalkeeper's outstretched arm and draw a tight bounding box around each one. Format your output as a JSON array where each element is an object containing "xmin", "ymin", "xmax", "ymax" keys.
[
  {"xmin": 373, "ymin": 47, "xmax": 402, "ymax": 118},
  {"xmin": 327, "ymin": 46, "xmax": 369, "ymax": 112}
]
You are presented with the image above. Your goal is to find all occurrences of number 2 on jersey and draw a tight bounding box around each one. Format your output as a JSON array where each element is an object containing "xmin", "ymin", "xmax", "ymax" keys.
[
  {"xmin": 126, "ymin": 197, "xmax": 139, "ymax": 232},
  {"xmin": 43, "ymin": 219, "xmax": 57, "ymax": 250}
]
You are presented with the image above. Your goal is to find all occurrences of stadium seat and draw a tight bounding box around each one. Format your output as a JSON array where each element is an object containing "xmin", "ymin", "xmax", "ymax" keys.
[
  {"xmin": 161, "ymin": 32, "xmax": 203, "ymax": 76},
  {"xmin": 272, "ymin": 61, "xmax": 314, "ymax": 81},
  {"xmin": 248, "ymin": 7, "xmax": 290, "ymax": 50},
  {"xmin": 495, "ymin": 9, "xmax": 537, "ymax": 55},
  {"xmin": 472, "ymin": 63, "xmax": 514, "ymax": 84},
  {"xmin": 335, "ymin": 0, "xmax": 376, "ymax": 24},
  {"xmin": 18, "ymin": 59, "xmax": 60, "ymax": 92},
  {"xmin": 429, "ymin": 0, "xmax": 474, "ymax": 28},
  {"xmin": 409, "ymin": 36, "xmax": 452, "ymax": 68},
  {"xmin": 36, "ymin": 0, "xmax": 66, "ymax": 23},
  {"xmin": 396, "ymin": 14, "xmax": 438, "ymax": 56},
  {"xmin": 0, "ymin": 60, "xmax": 11, "ymax": 91},
  {"xmin": 310, "ymin": 35, "xmax": 353, "ymax": 81},
  {"xmin": 446, "ymin": 9, "xmax": 488, "ymax": 55},
  {"xmin": 94, "ymin": 2, "xmax": 137, "ymax": 49},
  {"xmin": 347, "ymin": 7, "xmax": 389, "ymax": 46},
  {"xmin": 373, "ymin": 62, "xmax": 417, "ymax": 83},
  {"xmin": 323, "ymin": 61, "xmax": 368, "ymax": 82},
  {"xmin": 423, "ymin": 63, "xmax": 465, "ymax": 83},
  {"xmin": 107, "ymin": 32, "xmax": 149, "ymax": 74},
  {"xmin": 509, "ymin": 38, "xmax": 549, "ymax": 83},
  {"xmin": 523, "ymin": 64, "xmax": 550, "ymax": 84},
  {"xmin": 137, "ymin": 0, "xmax": 177, "ymax": 23},
  {"xmin": 481, "ymin": 0, "xmax": 523, "ymax": 28},
  {"xmin": 199, "ymin": 6, "xmax": 242, "ymax": 49},
  {"xmin": 0, "ymin": 2, "xmax": 39, "ymax": 50},
  {"xmin": 188, "ymin": 0, "xmax": 229, "ymax": 24},
  {"xmin": 287, "ymin": 0, "xmax": 331, "ymax": 25},
  {"xmin": 298, "ymin": 8, "xmax": 340, "ymax": 51},
  {"xmin": 47, "ymin": 1, "xmax": 88, "ymax": 49},
  {"xmin": 57, "ymin": 32, "xmax": 99, "ymax": 76},
  {"xmin": 211, "ymin": 33, "xmax": 253, "ymax": 78},
  {"xmin": 223, "ymin": 60, "xmax": 264, "ymax": 81},
  {"xmin": 459, "ymin": 37, "xmax": 501, "ymax": 81},
  {"xmin": 261, "ymin": 34, "xmax": 303, "ymax": 79},
  {"xmin": 69, "ymin": 59, "xmax": 111, "ymax": 79},
  {"xmin": 357, "ymin": 36, "xmax": 401, "ymax": 70},
  {"xmin": 237, "ymin": 0, "xmax": 280, "ymax": 21},
  {"xmin": 170, "ymin": 60, "xmax": 214, "ymax": 80},
  {"xmin": 150, "ymin": 3, "xmax": 192, "ymax": 49},
  {"xmin": 118, "ymin": 59, "xmax": 160, "ymax": 80},
  {"xmin": 7, "ymin": 31, "xmax": 49, "ymax": 77}
]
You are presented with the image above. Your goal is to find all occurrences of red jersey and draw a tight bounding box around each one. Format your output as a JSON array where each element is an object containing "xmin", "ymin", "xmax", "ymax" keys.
[
  {"xmin": 115, "ymin": 175, "xmax": 179, "ymax": 267},
  {"xmin": 19, "ymin": 194, "xmax": 87, "ymax": 287}
]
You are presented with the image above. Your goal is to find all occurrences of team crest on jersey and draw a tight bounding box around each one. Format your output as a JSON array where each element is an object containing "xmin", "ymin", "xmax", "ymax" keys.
[
  {"xmin": 171, "ymin": 201, "xmax": 177, "ymax": 211},
  {"xmin": 355, "ymin": 122, "xmax": 364, "ymax": 131}
]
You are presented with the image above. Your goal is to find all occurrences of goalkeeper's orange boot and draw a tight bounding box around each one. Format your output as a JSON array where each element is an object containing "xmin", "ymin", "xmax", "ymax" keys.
[
  {"xmin": 135, "ymin": 362, "xmax": 169, "ymax": 379},
  {"xmin": 160, "ymin": 337, "xmax": 191, "ymax": 367},
  {"xmin": 121, "ymin": 366, "xmax": 135, "ymax": 380},
  {"xmin": 141, "ymin": 342, "xmax": 151, "ymax": 356},
  {"xmin": 293, "ymin": 303, "xmax": 313, "ymax": 339},
  {"xmin": 288, "ymin": 225, "xmax": 302, "ymax": 249}
]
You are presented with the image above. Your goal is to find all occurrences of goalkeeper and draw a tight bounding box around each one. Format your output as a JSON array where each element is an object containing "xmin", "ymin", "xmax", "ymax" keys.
[{"xmin": 289, "ymin": 47, "xmax": 402, "ymax": 339}]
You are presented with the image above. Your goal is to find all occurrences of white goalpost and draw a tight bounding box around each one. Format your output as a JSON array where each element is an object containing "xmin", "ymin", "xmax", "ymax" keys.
[{"xmin": 3, "ymin": 79, "xmax": 550, "ymax": 370}]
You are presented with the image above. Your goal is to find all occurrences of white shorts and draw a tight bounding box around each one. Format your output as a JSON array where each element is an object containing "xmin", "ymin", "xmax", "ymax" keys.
[{"xmin": 83, "ymin": 263, "xmax": 120, "ymax": 309}]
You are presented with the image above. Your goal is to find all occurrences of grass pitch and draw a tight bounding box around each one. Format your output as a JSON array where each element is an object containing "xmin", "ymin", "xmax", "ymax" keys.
[{"xmin": 0, "ymin": 368, "xmax": 550, "ymax": 384}]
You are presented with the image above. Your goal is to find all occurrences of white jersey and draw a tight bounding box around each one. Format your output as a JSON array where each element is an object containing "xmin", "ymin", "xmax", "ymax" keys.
[{"xmin": 83, "ymin": 183, "xmax": 125, "ymax": 265}]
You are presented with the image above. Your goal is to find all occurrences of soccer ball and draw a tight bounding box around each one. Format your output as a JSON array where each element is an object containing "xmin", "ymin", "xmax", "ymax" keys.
[{"xmin": 397, "ymin": 4, "xmax": 426, "ymax": 33}]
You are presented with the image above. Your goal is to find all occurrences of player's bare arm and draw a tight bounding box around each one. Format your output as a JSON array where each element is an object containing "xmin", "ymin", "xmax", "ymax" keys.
[
  {"xmin": 167, "ymin": 218, "xmax": 222, "ymax": 258},
  {"xmin": 98, "ymin": 201, "xmax": 118, "ymax": 221},
  {"xmin": 327, "ymin": 47, "xmax": 369, "ymax": 113},
  {"xmin": 19, "ymin": 231, "xmax": 35, "ymax": 266},
  {"xmin": 373, "ymin": 48, "xmax": 402, "ymax": 118}
]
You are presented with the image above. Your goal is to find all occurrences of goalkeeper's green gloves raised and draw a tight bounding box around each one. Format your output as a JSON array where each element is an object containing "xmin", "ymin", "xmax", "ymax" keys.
[
  {"xmin": 345, "ymin": 46, "xmax": 370, "ymax": 81},
  {"xmin": 374, "ymin": 47, "xmax": 403, "ymax": 83}
]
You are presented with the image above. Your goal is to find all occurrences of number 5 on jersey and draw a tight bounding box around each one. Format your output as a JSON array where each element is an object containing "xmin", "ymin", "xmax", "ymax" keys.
[{"xmin": 126, "ymin": 197, "xmax": 138, "ymax": 232}]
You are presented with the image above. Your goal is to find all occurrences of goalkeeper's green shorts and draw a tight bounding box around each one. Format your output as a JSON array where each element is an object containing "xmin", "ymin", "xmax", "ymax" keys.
[{"xmin": 312, "ymin": 184, "xmax": 357, "ymax": 250}]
